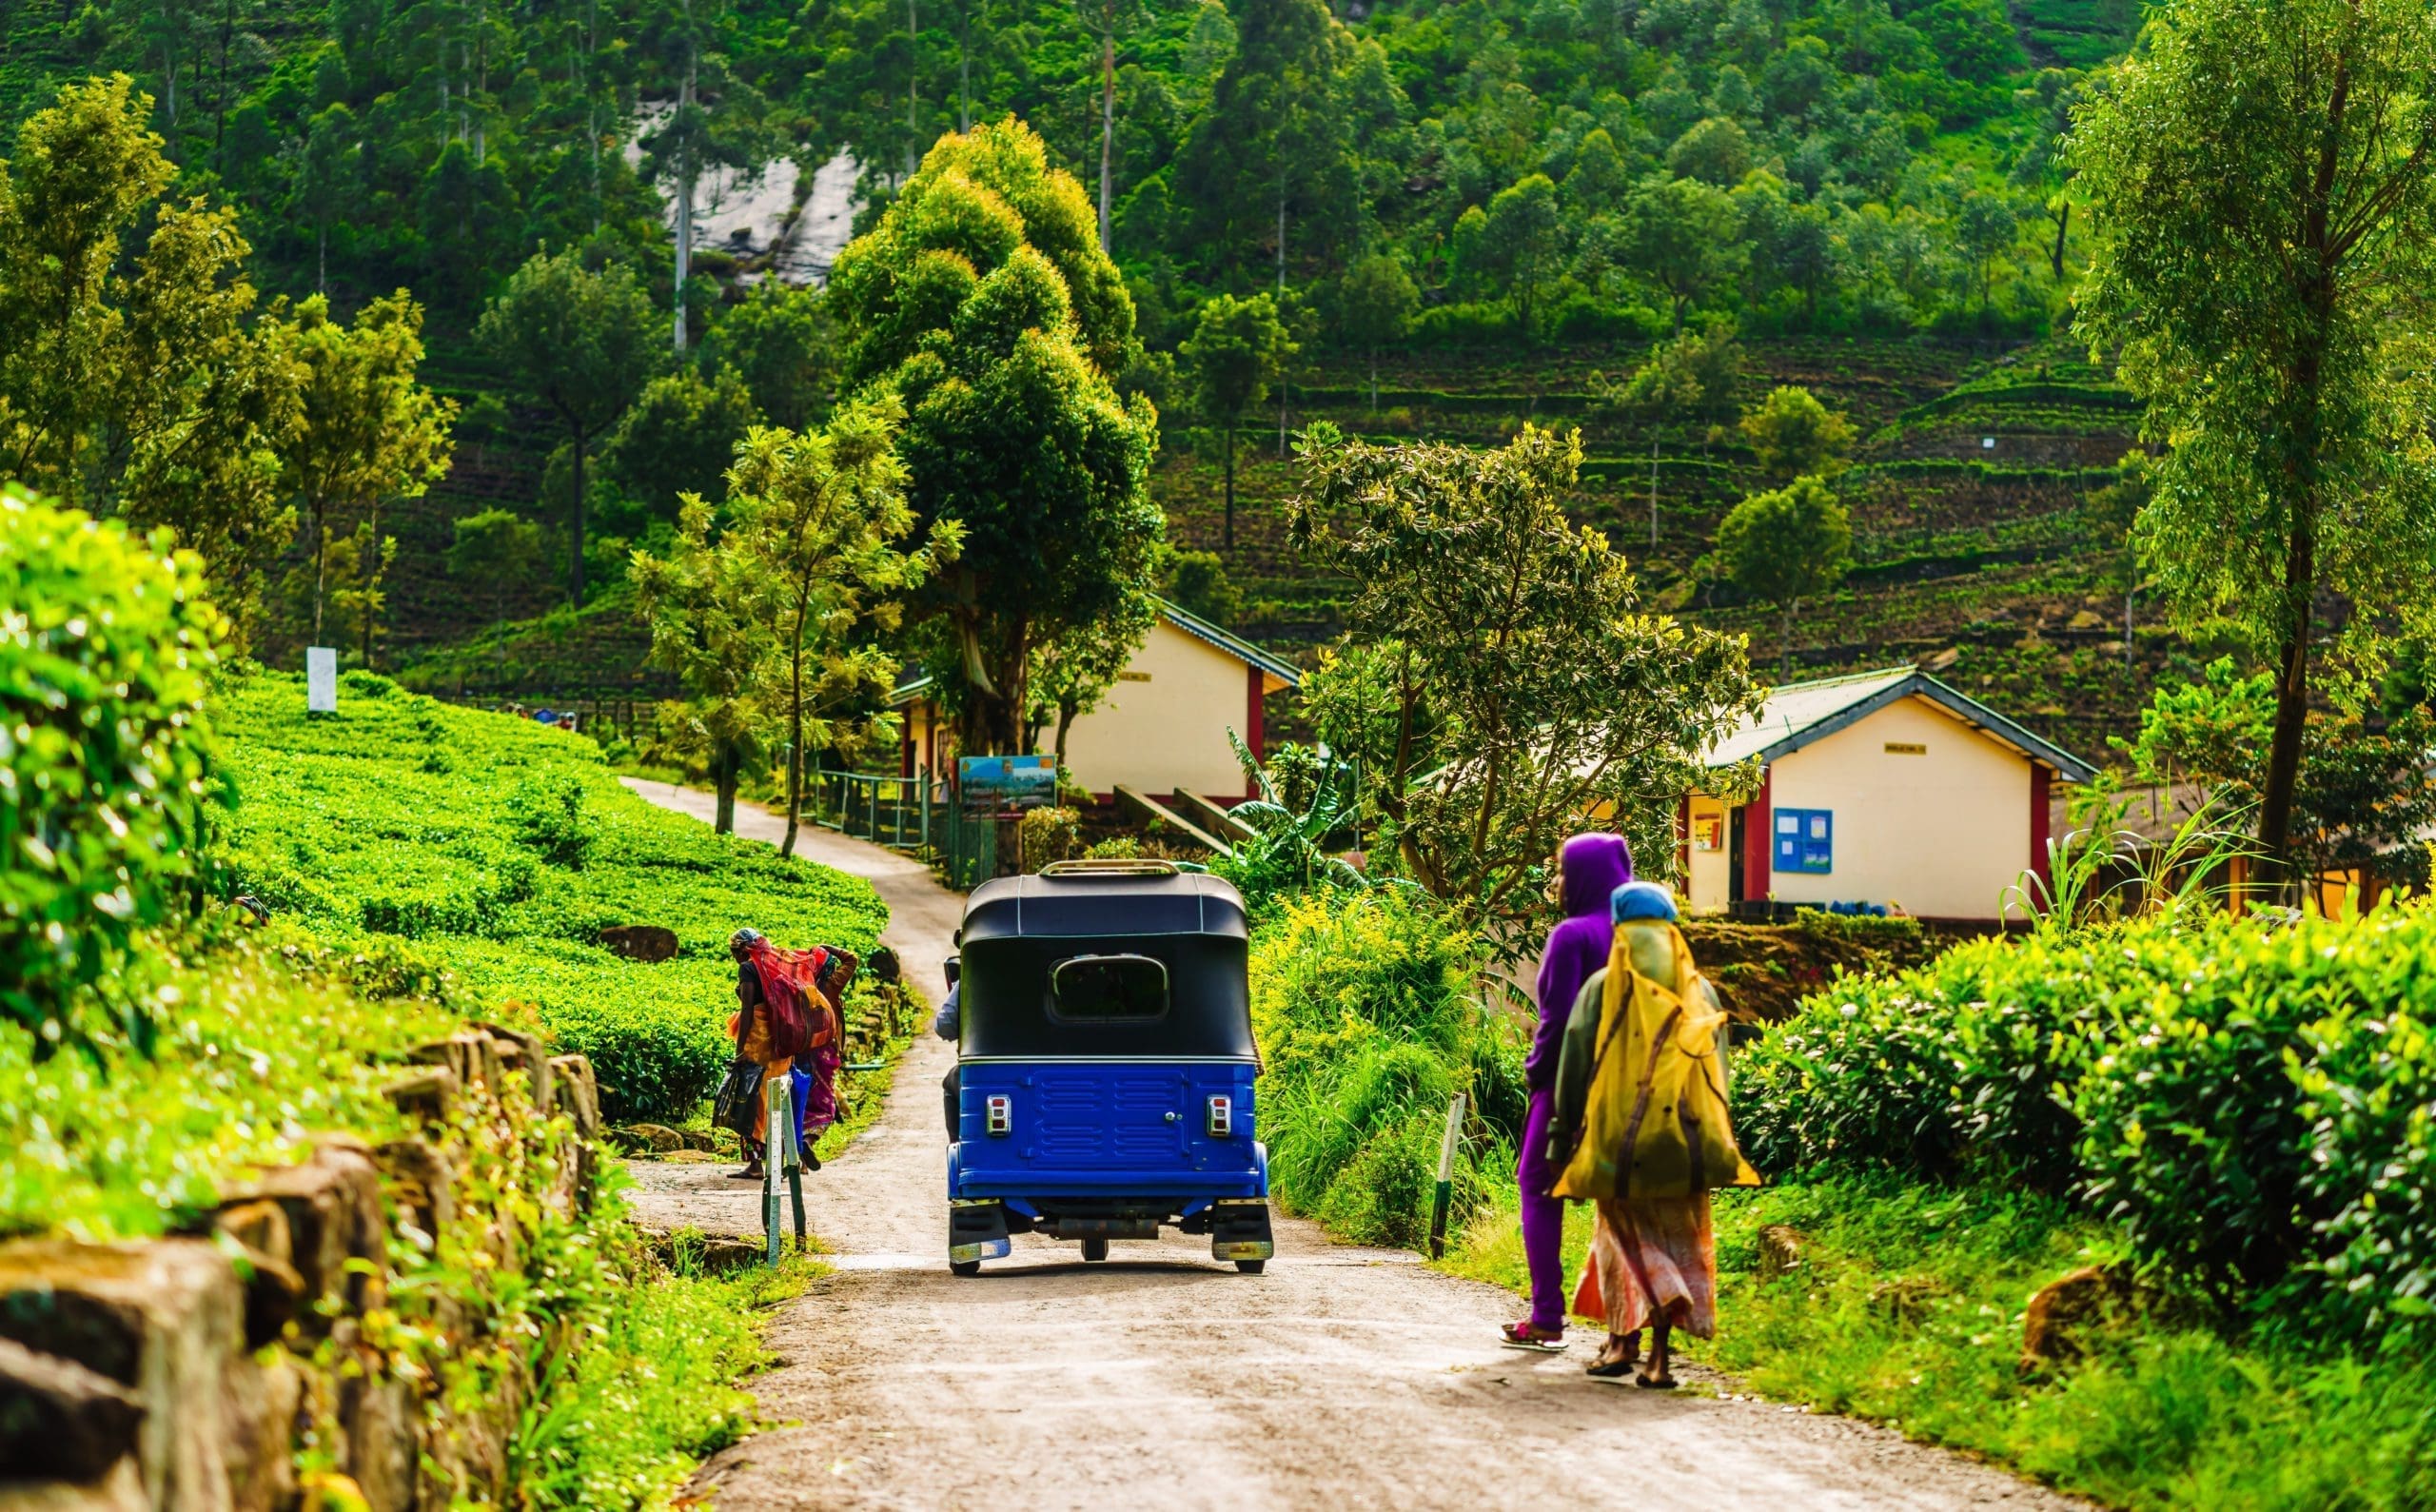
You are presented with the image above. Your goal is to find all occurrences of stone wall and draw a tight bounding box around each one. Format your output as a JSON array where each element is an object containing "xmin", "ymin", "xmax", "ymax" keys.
[{"xmin": 0, "ymin": 1025, "xmax": 604, "ymax": 1511}]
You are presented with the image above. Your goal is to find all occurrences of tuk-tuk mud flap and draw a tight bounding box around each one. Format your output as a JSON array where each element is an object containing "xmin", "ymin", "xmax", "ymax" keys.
[
  {"xmin": 1208, "ymin": 1198, "xmax": 1274, "ymax": 1263},
  {"xmin": 949, "ymin": 1198, "xmax": 1012, "ymax": 1263}
]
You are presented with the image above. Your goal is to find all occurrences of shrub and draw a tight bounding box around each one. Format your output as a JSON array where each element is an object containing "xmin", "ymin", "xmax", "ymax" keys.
[
  {"xmin": 0, "ymin": 491, "xmax": 223, "ymax": 1049},
  {"xmin": 212, "ymin": 671, "xmax": 888, "ymax": 1122},
  {"xmin": 1738, "ymin": 902, "xmax": 2436, "ymax": 1337},
  {"xmin": 511, "ymin": 771, "xmax": 597, "ymax": 868},
  {"xmin": 1249, "ymin": 891, "xmax": 1516, "ymax": 1246},
  {"xmin": 1016, "ymin": 805, "xmax": 1079, "ymax": 872}
]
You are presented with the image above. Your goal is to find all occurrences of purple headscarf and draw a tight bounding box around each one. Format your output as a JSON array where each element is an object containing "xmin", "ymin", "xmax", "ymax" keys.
[{"xmin": 1526, "ymin": 834, "xmax": 1634, "ymax": 1090}]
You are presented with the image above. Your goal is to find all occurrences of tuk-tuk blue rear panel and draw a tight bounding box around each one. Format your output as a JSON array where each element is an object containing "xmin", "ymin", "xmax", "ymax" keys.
[{"xmin": 952, "ymin": 1059, "xmax": 1264, "ymax": 1197}]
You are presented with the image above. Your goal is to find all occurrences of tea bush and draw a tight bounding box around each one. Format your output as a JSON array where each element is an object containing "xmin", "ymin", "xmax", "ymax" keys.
[
  {"xmin": 0, "ymin": 491, "xmax": 223, "ymax": 1048},
  {"xmin": 1736, "ymin": 904, "xmax": 2436, "ymax": 1334},
  {"xmin": 1249, "ymin": 891, "xmax": 1523, "ymax": 1247},
  {"xmin": 212, "ymin": 672, "xmax": 888, "ymax": 1120}
]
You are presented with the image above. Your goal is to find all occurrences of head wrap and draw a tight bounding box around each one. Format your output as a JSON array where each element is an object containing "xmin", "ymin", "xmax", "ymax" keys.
[{"xmin": 1611, "ymin": 880, "xmax": 1680, "ymax": 923}]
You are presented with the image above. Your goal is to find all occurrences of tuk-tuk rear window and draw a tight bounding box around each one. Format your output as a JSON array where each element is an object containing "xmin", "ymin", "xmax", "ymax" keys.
[{"xmin": 1050, "ymin": 954, "xmax": 1169, "ymax": 1021}]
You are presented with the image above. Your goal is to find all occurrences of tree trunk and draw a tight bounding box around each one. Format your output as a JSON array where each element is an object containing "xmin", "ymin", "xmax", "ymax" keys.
[
  {"xmin": 2049, "ymin": 203, "xmax": 2070, "ymax": 281},
  {"xmin": 309, "ymin": 500, "xmax": 329, "ymax": 641},
  {"xmin": 1097, "ymin": 23, "xmax": 1114, "ymax": 253},
  {"xmin": 568, "ymin": 427, "xmax": 589, "ymax": 604},
  {"xmin": 714, "ymin": 742, "xmax": 738, "ymax": 835},
  {"xmin": 673, "ymin": 50, "xmax": 695, "ymax": 354},
  {"xmin": 1222, "ymin": 422, "xmax": 1235, "ymax": 550},
  {"xmin": 1648, "ymin": 431, "xmax": 1660, "ymax": 549},
  {"xmin": 2255, "ymin": 523, "xmax": 2316, "ymax": 892},
  {"xmin": 1054, "ymin": 699, "xmax": 1077, "ymax": 769},
  {"xmin": 906, "ymin": 0, "xmax": 919, "ymax": 178},
  {"xmin": 1275, "ymin": 191, "xmax": 1286, "ymax": 295},
  {"xmin": 782, "ymin": 592, "xmax": 810, "ymax": 856}
]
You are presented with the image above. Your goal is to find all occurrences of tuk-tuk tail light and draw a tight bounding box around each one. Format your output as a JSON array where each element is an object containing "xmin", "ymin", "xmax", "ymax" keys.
[
  {"xmin": 986, "ymin": 1094, "xmax": 1012, "ymax": 1136},
  {"xmin": 1208, "ymin": 1095, "xmax": 1232, "ymax": 1138}
]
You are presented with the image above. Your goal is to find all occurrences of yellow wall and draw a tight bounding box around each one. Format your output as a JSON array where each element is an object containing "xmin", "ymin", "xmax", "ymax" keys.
[
  {"xmin": 1061, "ymin": 620, "xmax": 1256, "ymax": 798},
  {"xmin": 898, "ymin": 621, "xmax": 1262, "ymax": 799},
  {"xmin": 1762, "ymin": 696, "xmax": 2034, "ymax": 920}
]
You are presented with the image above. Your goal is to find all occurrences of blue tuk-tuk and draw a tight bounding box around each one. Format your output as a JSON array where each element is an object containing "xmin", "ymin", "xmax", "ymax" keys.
[{"xmin": 945, "ymin": 859, "xmax": 1274, "ymax": 1275}]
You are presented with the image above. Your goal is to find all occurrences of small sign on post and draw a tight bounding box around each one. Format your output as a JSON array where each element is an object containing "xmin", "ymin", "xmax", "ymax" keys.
[{"xmin": 305, "ymin": 647, "xmax": 339, "ymax": 716}]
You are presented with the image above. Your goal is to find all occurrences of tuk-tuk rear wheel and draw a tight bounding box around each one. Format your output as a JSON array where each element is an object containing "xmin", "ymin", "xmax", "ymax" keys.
[
  {"xmin": 1080, "ymin": 1238, "xmax": 1110, "ymax": 1263},
  {"xmin": 950, "ymin": 1259, "xmax": 981, "ymax": 1277},
  {"xmin": 1235, "ymin": 1259, "xmax": 1266, "ymax": 1274}
]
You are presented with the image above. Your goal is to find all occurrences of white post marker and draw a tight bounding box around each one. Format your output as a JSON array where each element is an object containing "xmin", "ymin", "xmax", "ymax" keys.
[
  {"xmin": 763, "ymin": 1072, "xmax": 808, "ymax": 1267},
  {"xmin": 304, "ymin": 647, "xmax": 338, "ymax": 715},
  {"xmin": 1427, "ymin": 1091, "xmax": 1465, "ymax": 1259}
]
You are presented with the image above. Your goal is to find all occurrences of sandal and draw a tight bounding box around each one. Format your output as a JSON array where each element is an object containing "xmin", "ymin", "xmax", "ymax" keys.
[
  {"xmin": 1499, "ymin": 1321, "xmax": 1566, "ymax": 1352},
  {"xmin": 1635, "ymin": 1369, "xmax": 1679, "ymax": 1389},
  {"xmin": 729, "ymin": 1164, "xmax": 764, "ymax": 1182}
]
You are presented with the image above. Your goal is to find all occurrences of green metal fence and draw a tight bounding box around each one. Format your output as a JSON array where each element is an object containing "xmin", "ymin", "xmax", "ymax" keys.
[{"xmin": 810, "ymin": 769, "xmax": 999, "ymax": 890}]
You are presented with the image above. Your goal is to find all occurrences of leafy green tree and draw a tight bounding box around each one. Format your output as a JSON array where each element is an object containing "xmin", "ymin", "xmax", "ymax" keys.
[
  {"xmin": 446, "ymin": 506, "xmax": 547, "ymax": 676},
  {"xmin": 1739, "ymin": 383, "xmax": 1856, "ymax": 483},
  {"xmin": 1473, "ymin": 173, "xmax": 1564, "ymax": 340},
  {"xmin": 1075, "ymin": 0, "xmax": 1150, "ymax": 251},
  {"xmin": 1027, "ymin": 584, "xmax": 1154, "ymax": 767},
  {"xmin": 632, "ymin": 495, "xmax": 775, "ymax": 835},
  {"xmin": 599, "ymin": 366, "xmax": 762, "ymax": 528},
  {"xmin": 277, "ymin": 290, "xmax": 457, "ymax": 646},
  {"xmin": 1716, "ymin": 474, "xmax": 1853, "ymax": 677},
  {"xmin": 1625, "ymin": 174, "xmax": 1746, "ymax": 335},
  {"xmin": 1181, "ymin": 291, "xmax": 1294, "ymax": 548},
  {"xmin": 718, "ymin": 396, "xmax": 961, "ymax": 855},
  {"xmin": 322, "ymin": 521, "xmax": 399, "ymax": 667},
  {"xmin": 2071, "ymin": 0, "xmax": 2436, "ymax": 882},
  {"xmin": 828, "ymin": 120, "xmax": 1160, "ymax": 755},
  {"xmin": 2011, "ymin": 69, "xmax": 2084, "ymax": 282},
  {"xmin": 1564, "ymin": 127, "xmax": 1632, "ymax": 214},
  {"xmin": 0, "ymin": 74, "xmax": 304, "ymax": 625},
  {"xmin": 1162, "ymin": 546, "xmax": 1243, "ymax": 625},
  {"xmin": 638, "ymin": 0, "xmax": 771, "ymax": 353},
  {"xmin": 476, "ymin": 248, "xmax": 661, "ymax": 605},
  {"xmin": 1952, "ymin": 189, "xmax": 2021, "ymax": 316},
  {"xmin": 1288, "ymin": 422, "xmax": 1758, "ymax": 940},
  {"xmin": 1592, "ymin": 324, "xmax": 1742, "ymax": 547},
  {"xmin": 1171, "ymin": 0, "xmax": 1366, "ymax": 290},
  {"xmin": 2112, "ymin": 658, "xmax": 2436, "ymax": 885},
  {"xmin": 1327, "ymin": 252, "xmax": 1417, "ymax": 412},
  {"xmin": 701, "ymin": 281, "xmax": 836, "ymax": 430},
  {"xmin": 1668, "ymin": 115, "xmax": 1752, "ymax": 186}
]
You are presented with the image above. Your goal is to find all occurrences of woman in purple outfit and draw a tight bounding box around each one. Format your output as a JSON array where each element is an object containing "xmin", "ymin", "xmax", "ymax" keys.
[{"xmin": 1501, "ymin": 831, "xmax": 1635, "ymax": 1350}]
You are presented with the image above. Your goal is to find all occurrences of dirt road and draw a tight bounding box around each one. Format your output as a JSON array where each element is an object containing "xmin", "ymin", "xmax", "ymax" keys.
[{"xmin": 621, "ymin": 783, "xmax": 2077, "ymax": 1511}]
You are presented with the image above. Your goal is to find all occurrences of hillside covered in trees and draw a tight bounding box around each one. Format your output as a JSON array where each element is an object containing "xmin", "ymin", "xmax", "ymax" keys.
[{"xmin": 1, "ymin": 0, "xmax": 2158, "ymax": 744}]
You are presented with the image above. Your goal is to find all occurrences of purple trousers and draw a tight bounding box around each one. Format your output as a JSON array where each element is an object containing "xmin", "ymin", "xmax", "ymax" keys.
[{"xmin": 1517, "ymin": 1087, "xmax": 1565, "ymax": 1332}]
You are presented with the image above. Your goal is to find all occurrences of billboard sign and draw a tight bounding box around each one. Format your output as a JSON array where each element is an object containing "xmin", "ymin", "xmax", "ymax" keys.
[{"xmin": 958, "ymin": 754, "xmax": 1057, "ymax": 814}]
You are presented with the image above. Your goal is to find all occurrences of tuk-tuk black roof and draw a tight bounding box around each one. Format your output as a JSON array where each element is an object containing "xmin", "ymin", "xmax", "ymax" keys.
[
  {"xmin": 961, "ymin": 867, "xmax": 1248, "ymax": 943},
  {"xmin": 956, "ymin": 865, "xmax": 1253, "ymax": 1060}
]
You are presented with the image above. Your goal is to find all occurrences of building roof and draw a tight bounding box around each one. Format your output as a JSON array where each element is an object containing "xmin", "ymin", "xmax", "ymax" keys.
[
  {"xmin": 889, "ymin": 599, "xmax": 1299, "ymax": 707},
  {"xmin": 1710, "ymin": 667, "xmax": 2097, "ymax": 781},
  {"xmin": 1154, "ymin": 599, "xmax": 1302, "ymax": 689}
]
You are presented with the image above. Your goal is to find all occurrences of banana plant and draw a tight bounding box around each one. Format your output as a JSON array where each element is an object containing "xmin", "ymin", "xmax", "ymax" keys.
[{"xmin": 1219, "ymin": 732, "xmax": 1394, "ymax": 907}]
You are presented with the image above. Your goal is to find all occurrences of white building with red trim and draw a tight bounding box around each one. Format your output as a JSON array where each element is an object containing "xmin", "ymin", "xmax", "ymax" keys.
[
  {"xmin": 889, "ymin": 599, "xmax": 1302, "ymax": 803},
  {"xmin": 1679, "ymin": 668, "xmax": 2096, "ymax": 924}
]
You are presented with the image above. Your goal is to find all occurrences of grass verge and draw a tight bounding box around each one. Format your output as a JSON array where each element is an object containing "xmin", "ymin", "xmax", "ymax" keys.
[{"xmin": 1442, "ymin": 1174, "xmax": 2436, "ymax": 1509}]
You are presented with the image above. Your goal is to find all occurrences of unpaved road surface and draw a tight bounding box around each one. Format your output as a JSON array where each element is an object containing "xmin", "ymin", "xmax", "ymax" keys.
[{"xmin": 622, "ymin": 784, "xmax": 2078, "ymax": 1511}]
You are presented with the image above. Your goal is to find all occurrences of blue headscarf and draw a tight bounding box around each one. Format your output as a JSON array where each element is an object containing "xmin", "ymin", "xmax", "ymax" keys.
[{"xmin": 1611, "ymin": 880, "xmax": 1680, "ymax": 923}]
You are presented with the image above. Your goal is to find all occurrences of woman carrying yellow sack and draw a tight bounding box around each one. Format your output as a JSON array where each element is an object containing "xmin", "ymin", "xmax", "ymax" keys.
[{"xmin": 1547, "ymin": 880, "xmax": 1758, "ymax": 1388}]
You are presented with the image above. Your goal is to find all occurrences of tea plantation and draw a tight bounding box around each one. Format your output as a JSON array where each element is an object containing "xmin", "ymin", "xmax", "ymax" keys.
[{"xmin": 212, "ymin": 670, "xmax": 889, "ymax": 1123}]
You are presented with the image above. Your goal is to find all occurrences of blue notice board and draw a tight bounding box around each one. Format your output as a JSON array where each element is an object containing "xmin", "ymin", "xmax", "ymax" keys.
[{"xmin": 1775, "ymin": 807, "xmax": 1834, "ymax": 874}]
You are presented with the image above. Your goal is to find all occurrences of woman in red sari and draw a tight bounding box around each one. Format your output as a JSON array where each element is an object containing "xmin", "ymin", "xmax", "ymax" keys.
[{"xmin": 725, "ymin": 929, "xmax": 842, "ymax": 1181}]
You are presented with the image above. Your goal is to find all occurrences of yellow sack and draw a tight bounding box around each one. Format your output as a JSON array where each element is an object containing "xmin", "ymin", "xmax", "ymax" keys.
[{"xmin": 1552, "ymin": 922, "xmax": 1759, "ymax": 1202}]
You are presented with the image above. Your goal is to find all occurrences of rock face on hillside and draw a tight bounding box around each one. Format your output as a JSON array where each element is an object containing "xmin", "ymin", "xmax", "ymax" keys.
[{"xmin": 0, "ymin": 1038, "xmax": 604, "ymax": 1511}]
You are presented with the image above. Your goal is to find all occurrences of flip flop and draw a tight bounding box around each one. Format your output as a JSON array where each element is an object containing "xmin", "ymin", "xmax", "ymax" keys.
[
  {"xmin": 1499, "ymin": 1322, "xmax": 1566, "ymax": 1352},
  {"xmin": 1635, "ymin": 1371, "xmax": 1679, "ymax": 1389},
  {"xmin": 1586, "ymin": 1357, "xmax": 1637, "ymax": 1381}
]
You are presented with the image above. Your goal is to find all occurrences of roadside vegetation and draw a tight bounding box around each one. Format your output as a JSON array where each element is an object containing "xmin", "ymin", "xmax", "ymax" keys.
[
  {"xmin": 212, "ymin": 669, "xmax": 888, "ymax": 1124},
  {"xmin": 0, "ymin": 490, "xmax": 868, "ymax": 1504}
]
